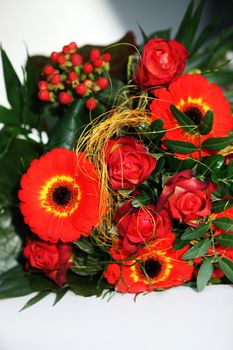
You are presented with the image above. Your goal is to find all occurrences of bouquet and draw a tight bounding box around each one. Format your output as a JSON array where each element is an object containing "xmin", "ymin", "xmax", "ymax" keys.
[{"xmin": 1, "ymin": 0, "xmax": 233, "ymax": 309}]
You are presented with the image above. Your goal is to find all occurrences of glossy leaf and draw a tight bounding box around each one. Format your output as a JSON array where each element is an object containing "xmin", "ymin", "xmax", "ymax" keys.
[
  {"xmin": 68, "ymin": 271, "xmax": 110, "ymax": 297},
  {"xmin": 196, "ymin": 154, "xmax": 225, "ymax": 176},
  {"xmin": 197, "ymin": 257, "xmax": 214, "ymax": 291},
  {"xmin": 218, "ymin": 257, "xmax": 233, "ymax": 283},
  {"xmin": 0, "ymin": 266, "xmax": 32, "ymax": 299},
  {"xmin": 53, "ymin": 288, "xmax": 68, "ymax": 306},
  {"xmin": 182, "ymin": 239, "xmax": 211, "ymax": 260},
  {"xmin": 212, "ymin": 200, "xmax": 233, "ymax": 213},
  {"xmin": 213, "ymin": 217, "xmax": 233, "ymax": 232},
  {"xmin": 215, "ymin": 234, "xmax": 233, "ymax": 248},
  {"xmin": 181, "ymin": 223, "xmax": 208, "ymax": 241},
  {"xmin": 170, "ymin": 105, "xmax": 196, "ymax": 134},
  {"xmin": 198, "ymin": 110, "xmax": 213, "ymax": 135},
  {"xmin": 202, "ymin": 136, "xmax": 233, "ymax": 151},
  {"xmin": 163, "ymin": 140, "xmax": 198, "ymax": 154},
  {"xmin": 20, "ymin": 291, "xmax": 50, "ymax": 312}
]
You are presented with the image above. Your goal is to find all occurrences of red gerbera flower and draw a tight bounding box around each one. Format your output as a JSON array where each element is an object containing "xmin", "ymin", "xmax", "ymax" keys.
[
  {"xmin": 18, "ymin": 148, "xmax": 104, "ymax": 243},
  {"xmin": 104, "ymin": 238, "xmax": 193, "ymax": 293},
  {"xmin": 150, "ymin": 74, "xmax": 233, "ymax": 158}
]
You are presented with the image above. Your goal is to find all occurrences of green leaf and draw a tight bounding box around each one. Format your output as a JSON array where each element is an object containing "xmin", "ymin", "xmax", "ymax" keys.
[
  {"xmin": 215, "ymin": 234, "xmax": 233, "ymax": 248},
  {"xmin": 163, "ymin": 140, "xmax": 198, "ymax": 154},
  {"xmin": 218, "ymin": 257, "xmax": 233, "ymax": 283},
  {"xmin": 74, "ymin": 237, "xmax": 95, "ymax": 254},
  {"xmin": 212, "ymin": 200, "xmax": 233, "ymax": 213},
  {"xmin": 0, "ymin": 211, "xmax": 21, "ymax": 274},
  {"xmin": 47, "ymin": 99, "xmax": 87, "ymax": 150},
  {"xmin": 175, "ymin": 0, "xmax": 195, "ymax": 42},
  {"xmin": 196, "ymin": 154, "xmax": 225, "ymax": 176},
  {"xmin": 198, "ymin": 110, "xmax": 213, "ymax": 135},
  {"xmin": 181, "ymin": 223, "xmax": 208, "ymax": 241},
  {"xmin": 137, "ymin": 23, "xmax": 148, "ymax": 43},
  {"xmin": 0, "ymin": 138, "xmax": 42, "ymax": 204},
  {"xmin": 28, "ymin": 273, "xmax": 59, "ymax": 292},
  {"xmin": 20, "ymin": 291, "xmax": 50, "ymax": 312},
  {"xmin": 67, "ymin": 271, "xmax": 109, "ymax": 297},
  {"xmin": 53, "ymin": 288, "xmax": 68, "ymax": 306},
  {"xmin": 0, "ymin": 127, "xmax": 14, "ymax": 160},
  {"xmin": 0, "ymin": 105, "xmax": 20, "ymax": 126},
  {"xmin": 98, "ymin": 79, "xmax": 125, "ymax": 106},
  {"xmin": 182, "ymin": 238, "xmax": 211, "ymax": 260},
  {"xmin": 149, "ymin": 119, "xmax": 165, "ymax": 140},
  {"xmin": 202, "ymin": 136, "xmax": 233, "ymax": 151},
  {"xmin": 148, "ymin": 29, "xmax": 171, "ymax": 41},
  {"xmin": 0, "ymin": 266, "xmax": 33, "ymax": 299},
  {"xmin": 213, "ymin": 217, "xmax": 233, "ymax": 232},
  {"xmin": 170, "ymin": 105, "xmax": 197, "ymax": 134},
  {"xmin": 197, "ymin": 257, "xmax": 214, "ymax": 291},
  {"xmin": 173, "ymin": 238, "xmax": 190, "ymax": 250},
  {"xmin": 1, "ymin": 48, "xmax": 22, "ymax": 114},
  {"xmin": 132, "ymin": 193, "xmax": 150, "ymax": 208}
]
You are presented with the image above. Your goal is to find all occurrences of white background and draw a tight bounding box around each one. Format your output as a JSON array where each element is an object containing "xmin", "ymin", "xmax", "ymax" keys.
[
  {"xmin": 0, "ymin": 286, "xmax": 233, "ymax": 350},
  {"xmin": 0, "ymin": 1, "xmax": 232, "ymax": 349}
]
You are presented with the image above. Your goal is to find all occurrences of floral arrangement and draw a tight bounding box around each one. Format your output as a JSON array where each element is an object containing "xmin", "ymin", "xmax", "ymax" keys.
[{"xmin": 1, "ymin": 0, "xmax": 233, "ymax": 309}]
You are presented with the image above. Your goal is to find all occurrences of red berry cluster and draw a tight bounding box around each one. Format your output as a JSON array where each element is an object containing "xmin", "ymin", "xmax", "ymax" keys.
[{"xmin": 38, "ymin": 42, "xmax": 111, "ymax": 110}]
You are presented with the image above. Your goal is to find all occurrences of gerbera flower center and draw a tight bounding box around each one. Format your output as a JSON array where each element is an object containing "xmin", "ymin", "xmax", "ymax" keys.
[
  {"xmin": 183, "ymin": 106, "xmax": 203, "ymax": 125},
  {"xmin": 39, "ymin": 175, "xmax": 81, "ymax": 217},
  {"xmin": 143, "ymin": 258, "xmax": 162, "ymax": 278},
  {"xmin": 52, "ymin": 186, "xmax": 71, "ymax": 206}
]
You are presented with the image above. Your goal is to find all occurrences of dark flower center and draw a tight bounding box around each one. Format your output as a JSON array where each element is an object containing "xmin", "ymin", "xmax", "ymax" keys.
[
  {"xmin": 143, "ymin": 258, "xmax": 162, "ymax": 278},
  {"xmin": 52, "ymin": 186, "xmax": 72, "ymax": 206},
  {"xmin": 183, "ymin": 107, "xmax": 203, "ymax": 125}
]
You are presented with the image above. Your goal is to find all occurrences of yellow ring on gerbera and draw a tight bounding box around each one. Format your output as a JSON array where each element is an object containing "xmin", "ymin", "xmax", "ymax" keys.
[
  {"xmin": 176, "ymin": 96, "xmax": 211, "ymax": 114},
  {"xmin": 39, "ymin": 175, "xmax": 81, "ymax": 218},
  {"xmin": 130, "ymin": 250, "xmax": 173, "ymax": 284}
]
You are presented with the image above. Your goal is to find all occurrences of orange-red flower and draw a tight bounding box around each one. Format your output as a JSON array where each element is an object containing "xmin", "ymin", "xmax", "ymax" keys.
[
  {"xmin": 150, "ymin": 74, "xmax": 233, "ymax": 158},
  {"xmin": 104, "ymin": 238, "xmax": 193, "ymax": 293},
  {"xmin": 19, "ymin": 148, "xmax": 104, "ymax": 243}
]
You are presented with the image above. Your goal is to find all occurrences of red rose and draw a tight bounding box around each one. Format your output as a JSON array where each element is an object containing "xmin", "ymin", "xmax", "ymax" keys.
[
  {"xmin": 157, "ymin": 170, "xmax": 217, "ymax": 226},
  {"xmin": 24, "ymin": 238, "xmax": 73, "ymax": 286},
  {"xmin": 115, "ymin": 200, "xmax": 173, "ymax": 252},
  {"xmin": 105, "ymin": 137, "xmax": 156, "ymax": 190},
  {"xmin": 135, "ymin": 38, "xmax": 187, "ymax": 88}
]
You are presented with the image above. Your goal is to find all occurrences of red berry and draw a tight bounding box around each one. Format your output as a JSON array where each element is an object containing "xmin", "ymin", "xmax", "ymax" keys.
[
  {"xmin": 38, "ymin": 89, "xmax": 50, "ymax": 101},
  {"xmin": 68, "ymin": 71, "xmax": 78, "ymax": 81},
  {"xmin": 63, "ymin": 45, "xmax": 70, "ymax": 55},
  {"xmin": 57, "ymin": 54, "xmax": 66, "ymax": 65},
  {"xmin": 51, "ymin": 74, "xmax": 61, "ymax": 85},
  {"xmin": 83, "ymin": 62, "xmax": 93, "ymax": 74},
  {"xmin": 86, "ymin": 98, "xmax": 97, "ymax": 110},
  {"xmin": 96, "ymin": 77, "xmax": 108, "ymax": 90},
  {"xmin": 93, "ymin": 58, "xmax": 103, "ymax": 68},
  {"xmin": 50, "ymin": 52, "xmax": 59, "ymax": 63},
  {"xmin": 38, "ymin": 80, "xmax": 48, "ymax": 90},
  {"xmin": 193, "ymin": 257, "xmax": 203, "ymax": 265},
  {"xmin": 43, "ymin": 65, "xmax": 54, "ymax": 76},
  {"xmin": 71, "ymin": 53, "xmax": 83, "ymax": 66},
  {"xmin": 90, "ymin": 48, "xmax": 100, "ymax": 62},
  {"xmin": 212, "ymin": 268, "xmax": 224, "ymax": 279},
  {"xmin": 75, "ymin": 83, "xmax": 87, "ymax": 96},
  {"xmin": 59, "ymin": 92, "xmax": 73, "ymax": 104},
  {"xmin": 69, "ymin": 42, "xmax": 78, "ymax": 51},
  {"xmin": 103, "ymin": 53, "xmax": 111, "ymax": 62}
]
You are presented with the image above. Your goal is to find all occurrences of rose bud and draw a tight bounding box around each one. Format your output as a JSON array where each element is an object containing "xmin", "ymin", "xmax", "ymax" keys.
[
  {"xmin": 105, "ymin": 137, "xmax": 156, "ymax": 190},
  {"xmin": 157, "ymin": 170, "xmax": 217, "ymax": 226},
  {"xmin": 115, "ymin": 200, "xmax": 173, "ymax": 253},
  {"xmin": 135, "ymin": 38, "xmax": 187, "ymax": 89},
  {"xmin": 24, "ymin": 238, "xmax": 73, "ymax": 286}
]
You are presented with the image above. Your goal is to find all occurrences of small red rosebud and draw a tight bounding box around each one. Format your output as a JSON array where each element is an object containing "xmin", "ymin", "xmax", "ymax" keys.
[
  {"xmin": 59, "ymin": 92, "xmax": 73, "ymax": 104},
  {"xmin": 75, "ymin": 83, "xmax": 87, "ymax": 96},
  {"xmin": 51, "ymin": 74, "xmax": 61, "ymax": 85},
  {"xmin": 57, "ymin": 54, "xmax": 66, "ymax": 65},
  {"xmin": 68, "ymin": 71, "xmax": 78, "ymax": 81},
  {"xmin": 71, "ymin": 53, "xmax": 83, "ymax": 66},
  {"xmin": 38, "ymin": 89, "xmax": 50, "ymax": 101},
  {"xmin": 38, "ymin": 80, "xmax": 48, "ymax": 90},
  {"xmin": 50, "ymin": 52, "xmax": 59, "ymax": 63},
  {"xmin": 83, "ymin": 62, "xmax": 93, "ymax": 74},
  {"xmin": 96, "ymin": 77, "xmax": 109, "ymax": 90},
  {"xmin": 93, "ymin": 58, "xmax": 103, "ymax": 68},
  {"xmin": 43, "ymin": 65, "xmax": 54, "ymax": 76},
  {"xmin": 212, "ymin": 268, "xmax": 224, "ymax": 279},
  {"xmin": 63, "ymin": 45, "xmax": 70, "ymax": 55},
  {"xmin": 69, "ymin": 41, "xmax": 78, "ymax": 51},
  {"xmin": 103, "ymin": 53, "xmax": 111, "ymax": 62},
  {"xmin": 86, "ymin": 98, "xmax": 97, "ymax": 110},
  {"xmin": 90, "ymin": 48, "xmax": 101, "ymax": 62}
]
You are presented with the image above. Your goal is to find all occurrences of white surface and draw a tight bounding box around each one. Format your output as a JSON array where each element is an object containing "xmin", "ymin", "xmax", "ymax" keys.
[{"xmin": 0, "ymin": 286, "xmax": 233, "ymax": 350}]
